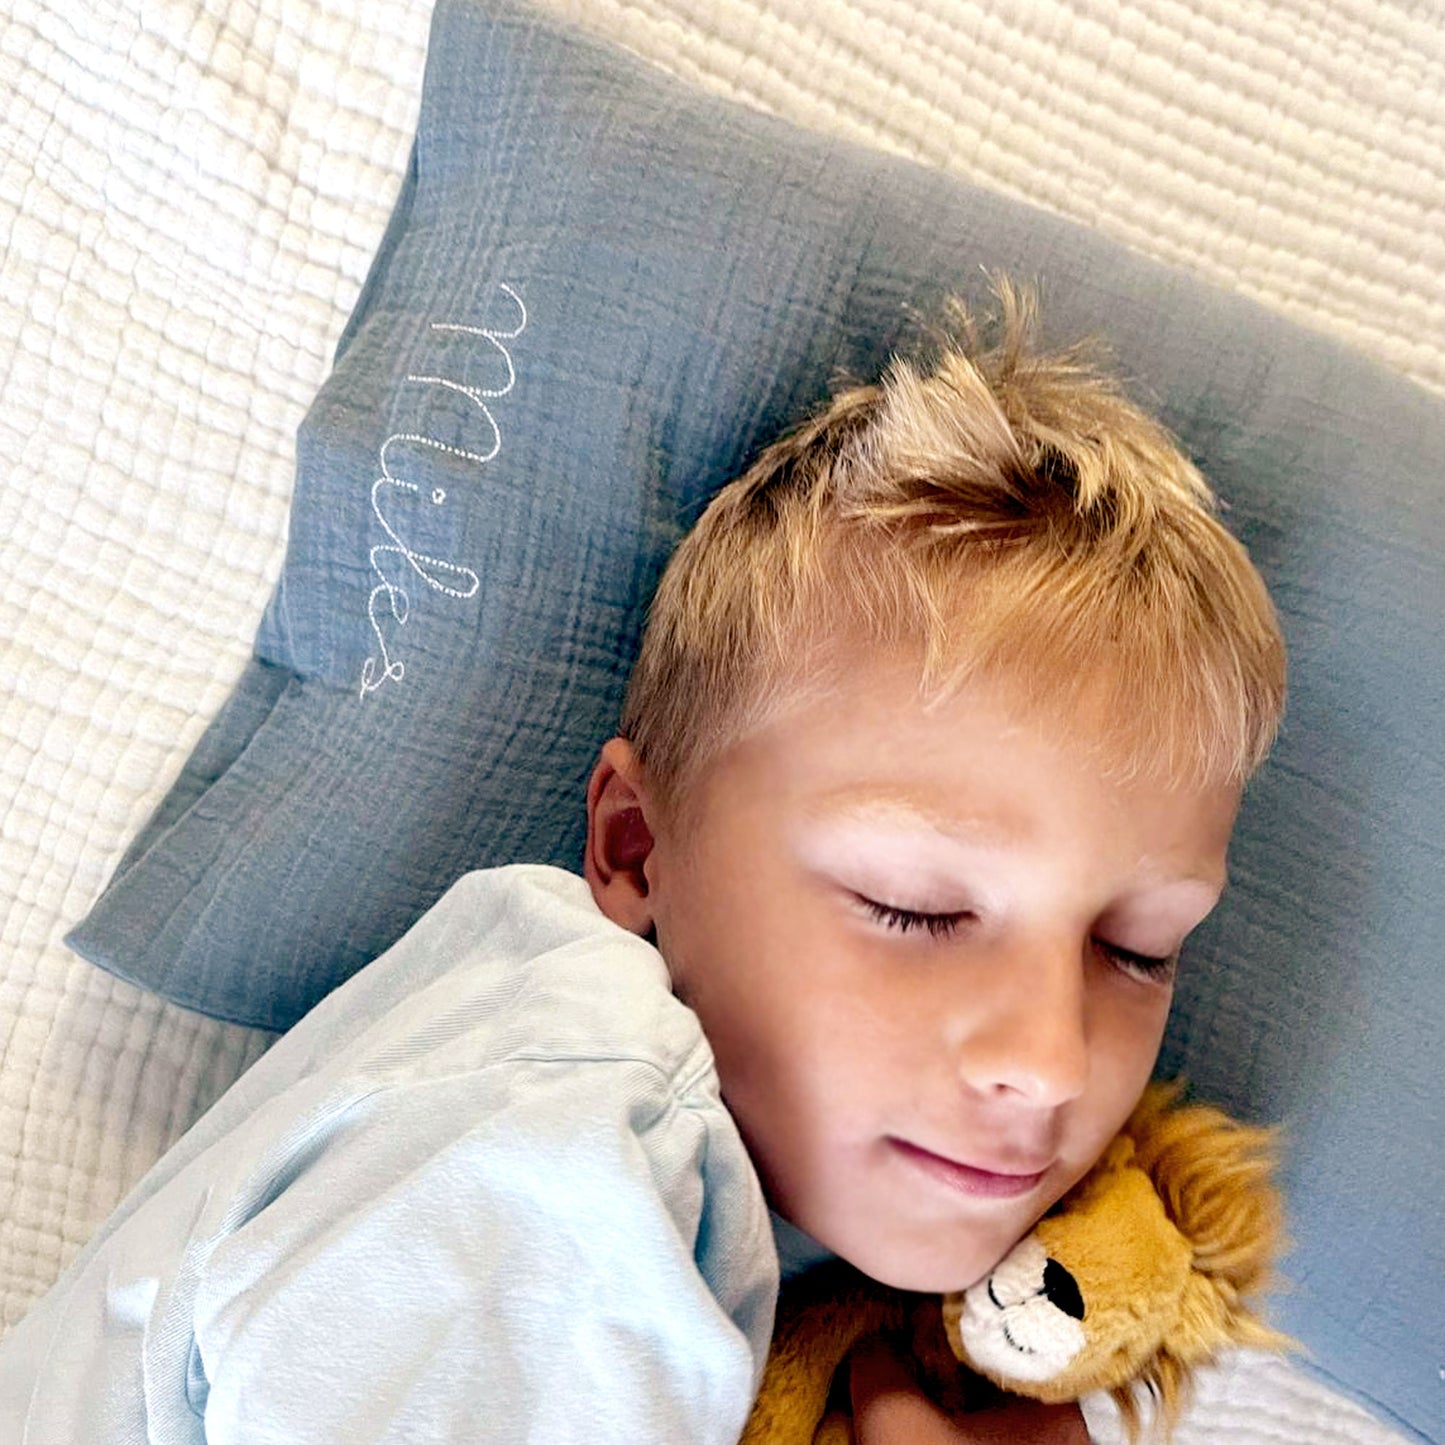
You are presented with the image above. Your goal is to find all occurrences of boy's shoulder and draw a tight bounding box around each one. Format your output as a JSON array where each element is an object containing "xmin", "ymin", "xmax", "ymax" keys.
[
  {"xmin": 304, "ymin": 863, "xmax": 710, "ymax": 1094},
  {"xmin": 54, "ymin": 863, "xmax": 724, "ymax": 1287}
]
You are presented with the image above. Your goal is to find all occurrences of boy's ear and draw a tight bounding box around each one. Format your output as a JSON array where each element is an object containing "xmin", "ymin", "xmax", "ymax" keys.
[{"xmin": 583, "ymin": 737, "xmax": 657, "ymax": 936}]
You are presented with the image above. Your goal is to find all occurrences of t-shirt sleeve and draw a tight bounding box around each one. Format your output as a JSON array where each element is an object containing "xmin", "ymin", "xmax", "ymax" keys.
[{"xmin": 189, "ymin": 1052, "xmax": 778, "ymax": 1444}]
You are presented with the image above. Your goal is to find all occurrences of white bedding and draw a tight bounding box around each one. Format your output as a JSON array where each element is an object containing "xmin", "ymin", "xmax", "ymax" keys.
[{"xmin": 1, "ymin": 1, "xmax": 1437, "ymax": 1438}]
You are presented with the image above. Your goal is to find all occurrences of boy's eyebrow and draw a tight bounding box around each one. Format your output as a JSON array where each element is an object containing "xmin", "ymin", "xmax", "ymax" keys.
[
  {"xmin": 806, "ymin": 796, "xmax": 1230, "ymax": 895},
  {"xmin": 807, "ymin": 795, "xmax": 1025, "ymax": 848}
]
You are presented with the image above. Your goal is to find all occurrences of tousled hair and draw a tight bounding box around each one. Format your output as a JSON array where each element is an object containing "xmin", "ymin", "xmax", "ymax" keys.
[{"xmin": 621, "ymin": 282, "xmax": 1286, "ymax": 812}]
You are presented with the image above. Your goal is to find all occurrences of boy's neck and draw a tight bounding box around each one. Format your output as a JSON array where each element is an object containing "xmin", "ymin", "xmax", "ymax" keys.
[{"xmin": 771, "ymin": 1210, "xmax": 834, "ymax": 1278}]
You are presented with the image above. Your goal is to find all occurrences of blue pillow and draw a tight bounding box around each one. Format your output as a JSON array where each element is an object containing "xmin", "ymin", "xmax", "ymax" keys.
[{"xmin": 67, "ymin": 0, "xmax": 1443, "ymax": 1436}]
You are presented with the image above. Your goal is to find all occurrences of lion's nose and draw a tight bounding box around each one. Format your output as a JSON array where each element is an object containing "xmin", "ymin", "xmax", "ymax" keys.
[{"xmin": 1042, "ymin": 1258, "xmax": 1085, "ymax": 1320}]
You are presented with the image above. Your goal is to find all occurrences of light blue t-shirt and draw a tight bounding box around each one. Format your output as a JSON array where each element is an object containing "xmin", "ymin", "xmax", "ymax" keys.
[{"xmin": 0, "ymin": 866, "xmax": 779, "ymax": 1443}]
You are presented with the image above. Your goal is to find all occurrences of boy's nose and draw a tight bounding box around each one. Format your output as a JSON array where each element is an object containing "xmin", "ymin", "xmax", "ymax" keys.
[{"xmin": 950, "ymin": 940, "xmax": 1089, "ymax": 1106}]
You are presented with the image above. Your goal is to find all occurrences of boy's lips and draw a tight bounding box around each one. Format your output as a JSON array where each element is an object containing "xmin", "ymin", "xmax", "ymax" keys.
[{"xmin": 889, "ymin": 1137, "xmax": 1051, "ymax": 1198}]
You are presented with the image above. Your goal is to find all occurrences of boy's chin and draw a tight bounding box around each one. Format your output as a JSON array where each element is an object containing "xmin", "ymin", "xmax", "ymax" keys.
[
  {"xmin": 826, "ymin": 1228, "xmax": 1018, "ymax": 1296},
  {"xmin": 783, "ymin": 1187, "xmax": 1057, "ymax": 1294}
]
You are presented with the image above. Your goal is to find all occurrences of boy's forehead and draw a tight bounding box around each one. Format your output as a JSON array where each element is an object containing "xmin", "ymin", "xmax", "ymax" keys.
[
  {"xmin": 687, "ymin": 650, "xmax": 1239, "ymax": 817},
  {"xmin": 656, "ymin": 610, "xmax": 1253, "ymax": 846},
  {"xmin": 663, "ymin": 683, "xmax": 1236, "ymax": 925},
  {"xmin": 745, "ymin": 646, "xmax": 1102, "ymax": 768}
]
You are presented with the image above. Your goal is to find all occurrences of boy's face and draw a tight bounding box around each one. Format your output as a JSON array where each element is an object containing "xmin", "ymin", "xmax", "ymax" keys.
[{"xmin": 589, "ymin": 657, "xmax": 1240, "ymax": 1293}]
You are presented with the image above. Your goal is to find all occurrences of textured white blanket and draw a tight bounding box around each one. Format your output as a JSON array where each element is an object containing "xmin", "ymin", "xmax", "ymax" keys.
[{"xmin": 1, "ymin": 0, "xmax": 1436, "ymax": 1438}]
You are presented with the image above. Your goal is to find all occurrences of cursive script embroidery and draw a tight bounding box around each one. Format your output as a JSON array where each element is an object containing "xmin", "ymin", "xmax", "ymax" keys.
[{"xmin": 361, "ymin": 283, "xmax": 526, "ymax": 696}]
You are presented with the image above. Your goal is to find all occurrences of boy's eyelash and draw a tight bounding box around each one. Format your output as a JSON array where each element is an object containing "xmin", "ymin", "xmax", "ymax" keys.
[
  {"xmin": 860, "ymin": 899, "xmax": 971, "ymax": 939},
  {"xmin": 1095, "ymin": 940, "xmax": 1177, "ymax": 981},
  {"xmin": 860, "ymin": 897, "xmax": 1178, "ymax": 978}
]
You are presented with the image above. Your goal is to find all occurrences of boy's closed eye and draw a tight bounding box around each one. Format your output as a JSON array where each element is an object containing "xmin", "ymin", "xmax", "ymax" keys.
[
  {"xmin": 857, "ymin": 896, "xmax": 976, "ymax": 940},
  {"xmin": 855, "ymin": 895, "xmax": 1178, "ymax": 980},
  {"xmin": 1092, "ymin": 939, "xmax": 1178, "ymax": 982}
]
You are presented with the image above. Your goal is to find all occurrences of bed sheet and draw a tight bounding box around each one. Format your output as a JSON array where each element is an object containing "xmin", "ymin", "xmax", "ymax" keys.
[{"xmin": 2, "ymin": 0, "xmax": 1439, "ymax": 1437}]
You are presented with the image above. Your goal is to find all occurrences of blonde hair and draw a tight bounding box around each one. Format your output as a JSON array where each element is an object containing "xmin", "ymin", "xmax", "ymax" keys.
[{"xmin": 622, "ymin": 283, "xmax": 1286, "ymax": 810}]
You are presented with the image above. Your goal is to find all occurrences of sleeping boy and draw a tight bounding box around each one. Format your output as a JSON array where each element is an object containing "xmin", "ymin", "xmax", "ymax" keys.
[{"xmin": 0, "ymin": 285, "xmax": 1285, "ymax": 1443}]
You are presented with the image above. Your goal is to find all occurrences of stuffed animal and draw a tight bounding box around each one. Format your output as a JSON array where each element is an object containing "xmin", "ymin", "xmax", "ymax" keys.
[{"xmin": 743, "ymin": 1083, "xmax": 1292, "ymax": 1444}]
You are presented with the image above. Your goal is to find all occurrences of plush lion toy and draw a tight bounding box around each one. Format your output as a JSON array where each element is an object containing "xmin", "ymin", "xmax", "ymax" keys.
[{"xmin": 743, "ymin": 1084, "xmax": 1292, "ymax": 1444}]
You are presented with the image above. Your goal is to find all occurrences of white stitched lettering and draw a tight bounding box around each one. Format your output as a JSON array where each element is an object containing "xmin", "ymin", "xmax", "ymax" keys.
[{"xmin": 361, "ymin": 283, "xmax": 527, "ymax": 696}]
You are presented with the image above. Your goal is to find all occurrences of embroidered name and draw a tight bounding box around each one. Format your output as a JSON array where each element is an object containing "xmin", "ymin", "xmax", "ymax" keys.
[{"xmin": 360, "ymin": 283, "xmax": 527, "ymax": 696}]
